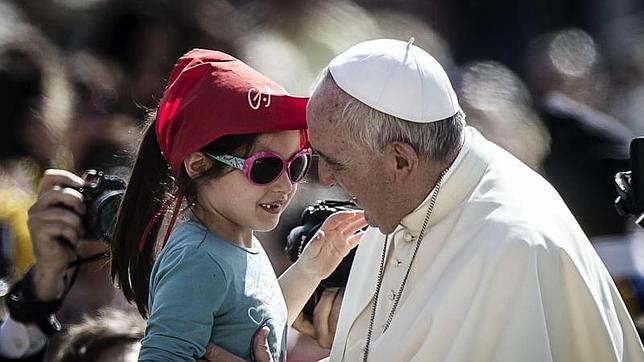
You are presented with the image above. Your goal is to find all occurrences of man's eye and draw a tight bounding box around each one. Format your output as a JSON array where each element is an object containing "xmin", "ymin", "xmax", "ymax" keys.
[
  {"xmin": 317, "ymin": 153, "xmax": 346, "ymax": 171},
  {"xmin": 327, "ymin": 159, "xmax": 346, "ymax": 171}
]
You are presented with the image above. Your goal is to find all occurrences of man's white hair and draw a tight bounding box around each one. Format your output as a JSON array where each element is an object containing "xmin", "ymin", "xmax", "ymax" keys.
[{"xmin": 317, "ymin": 69, "xmax": 465, "ymax": 161}]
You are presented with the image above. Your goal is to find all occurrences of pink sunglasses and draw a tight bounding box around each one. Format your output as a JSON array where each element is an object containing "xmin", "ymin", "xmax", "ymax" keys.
[{"xmin": 204, "ymin": 147, "xmax": 312, "ymax": 185}]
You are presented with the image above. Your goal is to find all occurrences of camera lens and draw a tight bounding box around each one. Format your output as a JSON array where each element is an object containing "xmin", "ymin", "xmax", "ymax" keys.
[{"xmin": 89, "ymin": 190, "xmax": 124, "ymax": 244}]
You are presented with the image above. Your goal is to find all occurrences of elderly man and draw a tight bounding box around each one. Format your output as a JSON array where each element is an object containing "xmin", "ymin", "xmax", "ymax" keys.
[{"xmin": 304, "ymin": 39, "xmax": 644, "ymax": 361}]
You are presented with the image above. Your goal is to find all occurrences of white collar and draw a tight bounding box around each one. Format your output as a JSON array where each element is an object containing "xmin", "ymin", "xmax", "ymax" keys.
[{"xmin": 399, "ymin": 127, "xmax": 491, "ymax": 235}]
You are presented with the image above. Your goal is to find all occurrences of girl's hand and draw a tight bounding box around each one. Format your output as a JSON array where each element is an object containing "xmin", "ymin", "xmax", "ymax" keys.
[{"xmin": 296, "ymin": 210, "xmax": 367, "ymax": 281}]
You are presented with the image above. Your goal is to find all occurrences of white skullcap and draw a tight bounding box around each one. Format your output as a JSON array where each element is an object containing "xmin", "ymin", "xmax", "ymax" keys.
[{"xmin": 329, "ymin": 38, "xmax": 461, "ymax": 123}]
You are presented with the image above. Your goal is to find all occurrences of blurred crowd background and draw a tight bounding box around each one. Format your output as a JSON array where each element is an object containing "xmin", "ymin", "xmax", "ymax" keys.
[{"xmin": 1, "ymin": 0, "xmax": 643, "ymax": 360}]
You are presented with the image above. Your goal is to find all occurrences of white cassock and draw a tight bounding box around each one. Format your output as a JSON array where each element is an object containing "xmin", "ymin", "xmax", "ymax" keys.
[{"xmin": 330, "ymin": 127, "xmax": 644, "ymax": 362}]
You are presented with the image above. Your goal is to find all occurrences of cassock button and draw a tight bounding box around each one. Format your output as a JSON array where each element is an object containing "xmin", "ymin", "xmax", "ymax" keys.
[
  {"xmin": 403, "ymin": 232, "xmax": 414, "ymax": 242},
  {"xmin": 388, "ymin": 290, "xmax": 396, "ymax": 301}
]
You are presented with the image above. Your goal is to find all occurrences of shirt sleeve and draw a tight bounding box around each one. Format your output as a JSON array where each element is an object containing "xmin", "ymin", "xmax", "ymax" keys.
[{"xmin": 139, "ymin": 246, "xmax": 229, "ymax": 362}]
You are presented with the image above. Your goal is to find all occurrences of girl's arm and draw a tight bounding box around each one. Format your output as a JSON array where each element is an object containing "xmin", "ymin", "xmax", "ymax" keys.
[{"xmin": 279, "ymin": 211, "xmax": 366, "ymax": 325}]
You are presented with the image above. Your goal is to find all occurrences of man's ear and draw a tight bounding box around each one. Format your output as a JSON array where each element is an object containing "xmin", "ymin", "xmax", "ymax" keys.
[
  {"xmin": 183, "ymin": 152, "xmax": 213, "ymax": 179},
  {"xmin": 384, "ymin": 142, "xmax": 419, "ymax": 181}
]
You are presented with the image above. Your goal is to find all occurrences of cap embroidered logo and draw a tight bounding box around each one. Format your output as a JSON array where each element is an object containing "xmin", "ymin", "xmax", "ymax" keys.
[{"xmin": 248, "ymin": 86, "xmax": 273, "ymax": 110}]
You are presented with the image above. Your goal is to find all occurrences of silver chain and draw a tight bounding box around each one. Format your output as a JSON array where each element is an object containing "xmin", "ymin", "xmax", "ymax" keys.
[{"xmin": 362, "ymin": 168, "xmax": 449, "ymax": 362}]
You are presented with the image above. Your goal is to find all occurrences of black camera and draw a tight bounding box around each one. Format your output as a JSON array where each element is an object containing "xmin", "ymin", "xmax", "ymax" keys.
[
  {"xmin": 615, "ymin": 137, "xmax": 644, "ymax": 227},
  {"xmin": 77, "ymin": 170, "xmax": 126, "ymax": 243},
  {"xmin": 286, "ymin": 199, "xmax": 362, "ymax": 320}
]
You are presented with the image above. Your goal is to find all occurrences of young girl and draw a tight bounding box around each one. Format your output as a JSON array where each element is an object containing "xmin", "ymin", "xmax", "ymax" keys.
[{"xmin": 110, "ymin": 49, "xmax": 366, "ymax": 361}]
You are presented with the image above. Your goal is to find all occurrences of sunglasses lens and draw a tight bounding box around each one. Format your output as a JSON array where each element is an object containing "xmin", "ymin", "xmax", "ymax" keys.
[
  {"xmin": 250, "ymin": 156, "xmax": 283, "ymax": 184},
  {"xmin": 289, "ymin": 154, "xmax": 311, "ymax": 182}
]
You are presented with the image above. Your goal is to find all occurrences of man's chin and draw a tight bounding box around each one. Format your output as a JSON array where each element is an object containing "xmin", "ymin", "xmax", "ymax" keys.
[{"xmin": 364, "ymin": 211, "xmax": 397, "ymax": 235}]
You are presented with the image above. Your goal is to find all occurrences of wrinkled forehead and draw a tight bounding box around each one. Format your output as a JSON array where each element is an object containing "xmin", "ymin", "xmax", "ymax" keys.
[
  {"xmin": 306, "ymin": 88, "xmax": 346, "ymax": 146},
  {"xmin": 306, "ymin": 110, "xmax": 343, "ymax": 152}
]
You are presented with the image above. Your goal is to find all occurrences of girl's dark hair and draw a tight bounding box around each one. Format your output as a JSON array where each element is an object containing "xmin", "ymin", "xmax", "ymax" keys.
[{"xmin": 110, "ymin": 116, "xmax": 258, "ymax": 318}]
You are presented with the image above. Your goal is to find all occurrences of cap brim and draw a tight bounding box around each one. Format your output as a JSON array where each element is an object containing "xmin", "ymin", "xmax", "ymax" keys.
[{"xmin": 269, "ymin": 94, "xmax": 309, "ymax": 131}]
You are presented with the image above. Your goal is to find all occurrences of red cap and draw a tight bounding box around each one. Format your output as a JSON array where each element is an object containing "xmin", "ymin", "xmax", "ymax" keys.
[{"xmin": 155, "ymin": 49, "xmax": 308, "ymax": 175}]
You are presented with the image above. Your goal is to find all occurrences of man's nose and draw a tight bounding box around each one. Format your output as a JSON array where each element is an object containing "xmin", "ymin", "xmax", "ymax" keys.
[{"xmin": 317, "ymin": 162, "xmax": 336, "ymax": 187}]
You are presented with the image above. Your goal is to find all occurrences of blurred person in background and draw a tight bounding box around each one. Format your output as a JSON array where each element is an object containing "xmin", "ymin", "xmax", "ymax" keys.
[
  {"xmin": 0, "ymin": 74, "xmax": 137, "ymax": 360},
  {"xmin": 38, "ymin": 46, "xmax": 140, "ymax": 334},
  {"xmin": 0, "ymin": 6, "xmax": 72, "ymax": 286},
  {"xmin": 604, "ymin": 12, "xmax": 644, "ymax": 137},
  {"xmin": 13, "ymin": 0, "xmax": 241, "ymax": 122},
  {"xmin": 0, "ymin": 169, "xmax": 109, "ymax": 361},
  {"xmin": 0, "ymin": 28, "xmax": 139, "ymax": 358},
  {"xmin": 303, "ymin": 38, "xmax": 643, "ymax": 361},
  {"xmin": 524, "ymin": 28, "xmax": 644, "ymax": 324},
  {"xmin": 236, "ymin": 0, "xmax": 380, "ymax": 95},
  {"xmin": 73, "ymin": 0, "xmax": 236, "ymax": 121},
  {"xmin": 236, "ymin": 0, "xmax": 456, "ymax": 98},
  {"xmin": 457, "ymin": 60, "xmax": 550, "ymax": 172}
]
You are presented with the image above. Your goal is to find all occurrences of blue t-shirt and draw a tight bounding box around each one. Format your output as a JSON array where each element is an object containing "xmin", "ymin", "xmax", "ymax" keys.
[{"xmin": 139, "ymin": 222, "xmax": 288, "ymax": 361}]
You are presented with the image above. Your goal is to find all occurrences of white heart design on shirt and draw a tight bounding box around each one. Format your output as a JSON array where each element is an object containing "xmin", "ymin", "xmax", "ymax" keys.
[{"xmin": 248, "ymin": 307, "xmax": 264, "ymax": 326}]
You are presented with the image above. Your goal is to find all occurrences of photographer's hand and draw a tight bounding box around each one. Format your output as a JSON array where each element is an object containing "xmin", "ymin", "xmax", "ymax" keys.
[
  {"xmin": 279, "ymin": 211, "xmax": 366, "ymax": 327},
  {"xmin": 293, "ymin": 288, "xmax": 344, "ymax": 348},
  {"xmin": 27, "ymin": 169, "xmax": 86, "ymax": 301}
]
